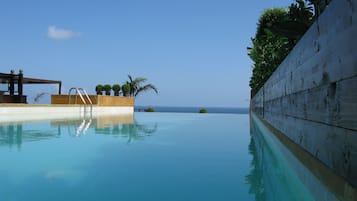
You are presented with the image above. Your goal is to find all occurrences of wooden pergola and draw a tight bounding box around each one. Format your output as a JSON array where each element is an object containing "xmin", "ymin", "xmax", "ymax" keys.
[{"xmin": 0, "ymin": 70, "xmax": 62, "ymax": 103}]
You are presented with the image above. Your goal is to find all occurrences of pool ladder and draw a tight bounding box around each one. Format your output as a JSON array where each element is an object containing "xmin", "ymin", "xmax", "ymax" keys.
[
  {"xmin": 76, "ymin": 118, "xmax": 92, "ymax": 136},
  {"xmin": 68, "ymin": 87, "xmax": 93, "ymax": 118}
]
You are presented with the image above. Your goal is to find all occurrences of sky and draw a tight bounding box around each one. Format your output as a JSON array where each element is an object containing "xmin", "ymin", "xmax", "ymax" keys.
[{"xmin": 0, "ymin": 0, "xmax": 293, "ymax": 107}]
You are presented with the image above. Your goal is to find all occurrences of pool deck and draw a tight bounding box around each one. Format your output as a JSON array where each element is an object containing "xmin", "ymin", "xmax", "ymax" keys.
[{"xmin": 0, "ymin": 104, "xmax": 133, "ymax": 123}]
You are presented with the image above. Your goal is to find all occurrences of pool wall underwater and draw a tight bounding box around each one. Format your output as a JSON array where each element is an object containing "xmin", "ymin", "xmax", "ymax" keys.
[
  {"xmin": 251, "ymin": 113, "xmax": 356, "ymax": 201},
  {"xmin": 251, "ymin": 0, "xmax": 357, "ymax": 187}
]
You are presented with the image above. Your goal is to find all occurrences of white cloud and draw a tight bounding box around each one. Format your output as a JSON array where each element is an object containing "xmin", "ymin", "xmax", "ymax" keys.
[{"xmin": 47, "ymin": 25, "xmax": 81, "ymax": 40}]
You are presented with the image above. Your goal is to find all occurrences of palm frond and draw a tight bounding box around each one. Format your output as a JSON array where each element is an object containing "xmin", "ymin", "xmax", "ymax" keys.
[
  {"xmin": 128, "ymin": 74, "xmax": 133, "ymax": 82},
  {"xmin": 125, "ymin": 75, "xmax": 158, "ymax": 97},
  {"xmin": 134, "ymin": 84, "xmax": 158, "ymax": 97},
  {"xmin": 134, "ymin": 77, "xmax": 147, "ymax": 82}
]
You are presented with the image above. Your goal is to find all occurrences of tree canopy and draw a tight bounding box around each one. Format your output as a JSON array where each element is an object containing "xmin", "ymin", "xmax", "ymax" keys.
[{"xmin": 249, "ymin": 0, "xmax": 315, "ymax": 95}]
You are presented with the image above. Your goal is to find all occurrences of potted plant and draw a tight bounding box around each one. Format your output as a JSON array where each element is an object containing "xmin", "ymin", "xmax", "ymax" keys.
[
  {"xmin": 122, "ymin": 83, "xmax": 131, "ymax": 97},
  {"xmin": 112, "ymin": 84, "xmax": 121, "ymax": 96},
  {"xmin": 103, "ymin": 84, "xmax": 112, "ymax": 96},
  {"xmin": 95, "ymin": 84, "xmax": 103, "ymax": 95}
]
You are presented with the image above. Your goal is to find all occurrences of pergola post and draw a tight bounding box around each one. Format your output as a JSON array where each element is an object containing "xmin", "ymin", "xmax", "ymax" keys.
[
  {"xmin": 59, "ymin": 81, "xmax": 62, "ymax": 95},
  {"xmin": 9, "ymin": 70, "xmax": 15, "ymax": 95},
  {"xmin": 18, "ymin": 70, "xmax": 23, "ymax": 96}
]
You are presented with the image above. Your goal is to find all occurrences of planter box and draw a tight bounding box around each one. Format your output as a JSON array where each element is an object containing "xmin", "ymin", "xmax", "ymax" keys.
[{"xmin": 51, "ymin": 94, "xmax": 134, "ymax": 106}]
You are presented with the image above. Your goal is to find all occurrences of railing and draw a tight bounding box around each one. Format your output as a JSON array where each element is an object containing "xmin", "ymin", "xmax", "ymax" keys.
[
  {"xmin": 68, "ymin": 87, "xmax": 93, "ymax": 118},
  {"xmin": 76, "ymin": 118, "xmax": 92, "ymax": 136}
]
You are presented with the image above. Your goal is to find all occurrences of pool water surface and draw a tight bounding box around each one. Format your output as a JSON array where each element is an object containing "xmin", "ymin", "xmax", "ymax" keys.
[{"xmin": 0, "ymin": 113, "xmax": 341, "ymax": 201}]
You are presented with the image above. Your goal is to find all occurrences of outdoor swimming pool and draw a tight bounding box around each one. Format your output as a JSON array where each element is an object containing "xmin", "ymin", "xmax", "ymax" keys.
[{"xmin": 0, "ymin": 113, "xmax": 350, "ymax": 201}]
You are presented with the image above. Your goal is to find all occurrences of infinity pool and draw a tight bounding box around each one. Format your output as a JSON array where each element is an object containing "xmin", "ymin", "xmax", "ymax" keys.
[{"xmin": 0, "ymin": 113, "xmax": 346, "ymax": 200}]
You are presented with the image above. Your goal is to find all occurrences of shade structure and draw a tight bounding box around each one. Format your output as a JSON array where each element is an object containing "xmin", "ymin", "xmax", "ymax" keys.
[
  {"xmin": 0, "ymin": 72, "xmax": 62, "ymax": 95},
  {"xmin": 0, "ymin": 71, "xmax": 62, "ymax": 103}
]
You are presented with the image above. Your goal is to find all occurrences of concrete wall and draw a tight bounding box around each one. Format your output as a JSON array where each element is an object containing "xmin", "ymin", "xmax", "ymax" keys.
[
  {"xmin": 251, "ymin": 0, "xmax": 357, "ymax": 187},
  {"xmin": 251, "ymin": 113, "xmax": 356, "ymax": 201}
]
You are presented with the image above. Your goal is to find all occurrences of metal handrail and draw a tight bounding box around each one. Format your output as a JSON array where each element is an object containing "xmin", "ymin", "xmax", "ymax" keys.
[
  {"xmin": 68, "ymin": 87, "xmax": 79, "ymax": 104},
  {"xmin": 68, "ymin": 87, "xmax": 93, "ymax": 118},
  {"xmin": 68, "ymin": 87, "xmax": 91, "ymax": 105},
  {"xmin": 80, "ymin": 88, "xmax": 93, "ymax": 105}
]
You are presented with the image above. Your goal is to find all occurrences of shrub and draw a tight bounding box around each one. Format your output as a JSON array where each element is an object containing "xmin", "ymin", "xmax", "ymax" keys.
[
  {"xmin": 112, "ymin": 84, "xmax": 121, "ymax": 96},
  {"xmin": 122, "ymin": 84, "xmax": 131, "ymax": 97},
  {"xmin": 199, "ymin": 108, "xmax": 208, "ymax": 113},
  {"xmin": 95, "ymin": 84, "xmax": 103, "ymax": 95},
  {"xmin": 112, "ymin": 84, "xmax": 120, "ymax": 91},
  {"xmin": 144, "ymin": 107, "xmax": 155, "ymax": 112},
  {"xmin": 103, "ymin": 84, "xmax": 112, "ymax": 96},
  {"xmin": 249, "ymin": 2, "xmax": 314, "ymax": 95}
]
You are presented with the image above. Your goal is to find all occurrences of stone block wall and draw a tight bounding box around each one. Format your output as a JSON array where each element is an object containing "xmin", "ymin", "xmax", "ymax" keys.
[{"xmin": 251, "ymin": 0, "xmax": 357, "ymax": 187}]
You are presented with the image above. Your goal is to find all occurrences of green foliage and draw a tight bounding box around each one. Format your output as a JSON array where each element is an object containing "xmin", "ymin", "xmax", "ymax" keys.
[
  {"xmin": 126, "ymin": 75, "xmax": 158, "ymax": 98},
  {"xmin": 255, "ymin": 8, "xmax": 288, "ymax": 40},
  {"xmin": 249, "ymin": 1, "xmax": 314, "ymax": 95},
  {"xmin": 95, "ymin": 84, "xmax": 103, "ymax": 95},
  {"xmin": 112, "ymin": 84, "xmax": 120, "ymax": 91},
  {"xmin": 283, "ymin": 0, "xmax": 313, "ymax": 43},
  {"xmin": 93, "ymin": 75, "xmax": 158, "ymax": 98},
  {"xmin": 103, "ymin": 84, "xmax": 111, "ymax": 91},
  {"xmin": 112, "ymin": 84, "xmax": 121, "ymax": 96},
  {"xmin": 144, "ymin": 107, "xmax": 155, "ymax": 112},
  {"xmin": 199, "ymin": 108, "xmax": 208, "ymax": 113},
  {"xmin": 122, "ymin": 83, "xmax": 131, "ymax": 97},
  {"xmin": 249, "ymin": 30, "xmax": 290, "ymax": 93},
  {"xmin": 103, "ymin": 84, "xmax": 112, "ymax": 95}
]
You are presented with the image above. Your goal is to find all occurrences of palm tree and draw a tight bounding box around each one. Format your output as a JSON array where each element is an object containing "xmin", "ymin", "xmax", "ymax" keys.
[{"xmin": 126, "ymin": 75, "xmax": 158, "ymax": 97}]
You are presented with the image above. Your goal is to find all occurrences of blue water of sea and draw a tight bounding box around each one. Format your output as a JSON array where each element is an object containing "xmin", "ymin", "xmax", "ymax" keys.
[
  {"xmin": 135, "ymin": 106, "xmax": 249, "ymax": 114},
  {"xmin": 0, "ymin": 112, "xmax": 341, "ymax": 200}
]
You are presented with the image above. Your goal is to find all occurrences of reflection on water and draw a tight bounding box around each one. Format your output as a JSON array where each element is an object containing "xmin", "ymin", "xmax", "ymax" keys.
[
  {"xmin": 0, "ymin": 114, "xmax": 251, "ymax": 201},
  {"xmin": 0, "ymin": 125, "xmax": 23, "ymax": 149},
  {"xmin": 246, "ymin": 138, "xmax": 265, "ymax": 201},
  {"xmin": 0, "ymin": 114, "xmax": 158, "ymax": 148},
  {"xmin": 0, "ymin": 124, "xmax": 59, "ymax": 149},
  {"xmin": 247, "ymin": 115, "xmax": 315, "ymax": 201},
  {"xmin": 247, "ymin": 114, "xmax": 357, "ymax": 201},
  {"xmin": 93, "ymin": 119, "xmax": 158, "ymax": 143}
]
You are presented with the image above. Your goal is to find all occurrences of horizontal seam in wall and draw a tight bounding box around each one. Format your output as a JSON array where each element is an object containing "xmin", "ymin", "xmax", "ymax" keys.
[
  {"xmin": 264, "ymin": 74, "xmax": 357, "ymax": 101},
  {"xmin": 264, "ymin": 111, "xmax": 357, "ymax": 132}
]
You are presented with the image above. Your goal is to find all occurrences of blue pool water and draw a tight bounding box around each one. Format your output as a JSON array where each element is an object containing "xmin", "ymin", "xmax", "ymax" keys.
[{"xmin": 0, "ymin": 113, "xmax": 341, "ymax": 201}]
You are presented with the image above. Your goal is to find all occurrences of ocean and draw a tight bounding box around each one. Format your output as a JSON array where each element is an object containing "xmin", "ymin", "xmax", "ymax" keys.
[{"xmin": 135, "ymin": 106, "xmax": 249, "ymax": 114}]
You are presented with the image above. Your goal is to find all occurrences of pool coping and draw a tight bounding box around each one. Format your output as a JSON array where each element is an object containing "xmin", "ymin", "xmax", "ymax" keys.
[{"xmin": 0, "ymin": 104, "xmax": 134, "ymax": 123}]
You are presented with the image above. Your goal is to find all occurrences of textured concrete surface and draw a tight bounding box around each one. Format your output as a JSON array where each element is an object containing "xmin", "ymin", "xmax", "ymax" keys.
[
  {"xmin": 251, "ymin": 113, "xmax": 356, "ymax": 201},
  {"xmin": 251, "ymin": 0, "xmax": 357, "ymax": 188}
]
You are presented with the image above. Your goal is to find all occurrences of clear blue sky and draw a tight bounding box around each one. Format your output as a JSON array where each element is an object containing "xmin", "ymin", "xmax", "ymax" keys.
[{"xmin": 0, "ymin": 0, "xmax": 293, "ymax": 107}]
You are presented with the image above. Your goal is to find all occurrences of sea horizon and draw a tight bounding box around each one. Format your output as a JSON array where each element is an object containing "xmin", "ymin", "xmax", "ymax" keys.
[{"xmin": 135, "ymin": 105, "xmax": 249, "ymax": 114}]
